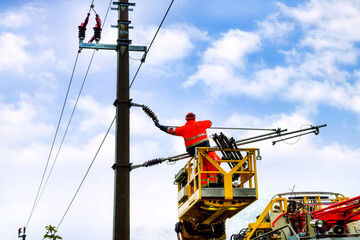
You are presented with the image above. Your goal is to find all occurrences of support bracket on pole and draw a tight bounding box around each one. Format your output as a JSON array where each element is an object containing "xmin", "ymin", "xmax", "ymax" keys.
[
  {"xmin": 113, "ymin": 98, "xmax": 133, "ymax": 107},
  {"xmin": 112, "ymin": 2, "xmax": 136, "ymax": 6},
  {"xmin": 79, "ymin": 42, "xmax": 146, "ymax": 52},
  {"xmin": 112, "ymin": 163, "xmax": 132, "ymax": 170}
]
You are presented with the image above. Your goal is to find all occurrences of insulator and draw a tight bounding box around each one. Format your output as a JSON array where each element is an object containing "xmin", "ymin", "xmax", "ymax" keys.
[
  {"xmin": 78, "ymin": 26, "xmax": 86, "ymax": 41},
  {"xmin": 143, "ymin": 158, "xmax": 163, "ymax": 167},
  {"xmin": 93, "ymin": 27, "xmax": 101, "ymax": 43},
  {"xmin": 142, "ymin": 105, "xmax": 159, "ymax": 122}
]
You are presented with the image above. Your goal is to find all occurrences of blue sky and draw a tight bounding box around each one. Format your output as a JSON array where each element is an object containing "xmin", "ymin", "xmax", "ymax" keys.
[{"xmin": 1, "ymin": 0, "xmax": 360, "ymax": 239}]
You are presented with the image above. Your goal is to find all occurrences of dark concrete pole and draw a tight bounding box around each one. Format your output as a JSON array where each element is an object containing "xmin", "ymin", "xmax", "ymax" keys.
[{"xmin": 114, "ymin": 1, "xmax": 130, "ymax": 240}]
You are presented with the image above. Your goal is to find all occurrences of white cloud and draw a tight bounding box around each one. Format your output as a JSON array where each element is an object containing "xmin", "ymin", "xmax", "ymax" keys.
[
  {"xmin": 74, "ymin": 95, "xmax": 115, "ymax": 133},
  {"xmin": 0, "ymin": 33, "xmax": 56, "ymax": 74},
  {"xmin": 130, "ymin": 110, "xmax": 159, "ymax": 137},
  {"xmin": 278, "ymin": 0, "xmax": 360, "ymax": 50},
  {"xmin": 0, "ymin": 2, "xmax": 79, "ymax": 76},
  {"xmin": 183, "ymin": 29, "xmax": 261, "ymax": 90},
  {"xmin": 0, "ymin": 4, "xmax": 46, "ymax": 29},
  {"xmin": 184, "ymin": 64, "xmax": 292, "ymax": 98},
  {"xmin": 37, "ymin": 49, "xmax": 57, "ymax": 65},
  {"xmin": 131, "ymin": 140, "xmax": 162, "ymax": 164},
  {"xmin": 202, "ymin": 30, "xmax": 261, "ymax": 67},
  {"xmin": 132, "ymin": 23, "xmax": 208, "ymax": 66},
  {"xmin": 31, "ymin": 72, "xmax": 58, "ymax": 91},
  {"xmin": 287, "ymin": 79, "xmax": 360, "ymax": 114},
  {"xmin": 248, "ymin": 66, "xmax": 292, "ymax": 97},
  {"xmin": 184, "ymin": 63, "xmax": 236, "ymax": 88},
  {"xmin": 0, "ymin": 33, "xmax": 30, "ymax": 72},
  {"xmin": 276, "ymin": 1, "xmax": 323, "ymax": 26},
  {"xmin": 0, "ymin": 95, "xmax": 53, "ymax": 148},
  {"xmin": 184, "ymin": 0, "xmax": 360, "ymax": 115},
  {"xmin": 257, "ymin": 13, "xmax": 294, "ymax": 42},
  {"xmin": 296, "ymin": 51, "xmax": 353, "ymax": 79}
]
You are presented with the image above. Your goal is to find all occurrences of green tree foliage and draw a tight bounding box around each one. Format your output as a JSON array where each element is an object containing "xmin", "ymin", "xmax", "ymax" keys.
[{"xmin": 43, "ymin": 225, "xmax": 62, "ymax": 240}]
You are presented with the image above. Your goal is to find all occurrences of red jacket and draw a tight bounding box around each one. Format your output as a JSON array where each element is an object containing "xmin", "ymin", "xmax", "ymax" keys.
[{"xmin": 165, "ymin": 120, "xmax": 212, "ymax": 149}]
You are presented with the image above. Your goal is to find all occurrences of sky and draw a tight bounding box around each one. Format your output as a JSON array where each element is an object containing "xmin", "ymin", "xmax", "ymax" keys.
[{"xmin": 1, "ymin": 0, "xmax": 360, "ymax": 239}]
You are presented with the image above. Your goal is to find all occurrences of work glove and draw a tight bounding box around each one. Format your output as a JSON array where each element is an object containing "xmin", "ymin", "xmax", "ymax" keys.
[{"xmin": 154, "ymin": 121, "xmax": 168, "ymax": 132}]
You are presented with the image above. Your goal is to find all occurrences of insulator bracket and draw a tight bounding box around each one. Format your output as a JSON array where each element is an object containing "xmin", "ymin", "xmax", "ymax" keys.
[{"xmin": 113, "ymin": 2, "xmax": 136, "ymax": 6}]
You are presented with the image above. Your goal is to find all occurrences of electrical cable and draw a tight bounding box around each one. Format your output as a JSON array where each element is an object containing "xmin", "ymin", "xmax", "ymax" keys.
[
  {"xmin": 129, "ymin": 0, "xmax": 175, "ymax": 89},
  {"xmin": 90, "ymin": 4, "xmax": 98, "ymax": 15},
  {"xmin": 25, "ymin": 51, "xmax": 80, "ymax": 228},
  {"xmin": 129, "ymin": 55, "xmax": 143, "ymax": 61},
  {"xmin": 26, "ymin": 0, "xmax": 173, "ymax": 232},
  {"xmin": 280, "ymin": 124, "xmax": 311, "ymax": 145},
  {"xmin": 57, "ymin": 116, "xmax": 116, "ymax": 230},
  {"xmin": 56, "ymin": 0, "xmax": 115, "ymax": 229},
  {"xmin": 88, "ymin": 0, "xmax": 95, "ymax": 13},
  {"xmin": 34, "ymin": 0, "xmax": 114, "ymax": 208},
  {"xmin": 25, "ymin": 0, "xmax": 113, "ymax": 229},
  {"xmin": 33, "ymin": 50, "xmax": 96, "ymax": 214}
]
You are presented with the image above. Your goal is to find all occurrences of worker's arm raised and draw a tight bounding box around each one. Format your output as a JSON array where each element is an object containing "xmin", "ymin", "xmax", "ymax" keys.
[
  {"xmin": 155, "ymin": 122, "xmax": 179, "ymax": 136},
  {"xmin": 155, "ymin": 121, "xmax": 167, "ymax": 131}
]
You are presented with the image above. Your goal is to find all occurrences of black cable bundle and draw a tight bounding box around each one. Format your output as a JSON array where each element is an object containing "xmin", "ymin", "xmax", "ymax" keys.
[{"xmin": 142, "ymin": 105, "xmax": 159, "ymax": 123}]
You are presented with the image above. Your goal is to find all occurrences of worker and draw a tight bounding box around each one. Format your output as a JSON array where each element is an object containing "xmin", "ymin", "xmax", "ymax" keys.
[{"xmin": 155, "ymin": 113, "xmax": 220, "ymax": 188}]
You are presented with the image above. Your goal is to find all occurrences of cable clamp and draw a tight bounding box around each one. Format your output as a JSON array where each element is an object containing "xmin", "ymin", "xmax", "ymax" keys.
[
  {"xmin": 113, "ymin": 98, "xmax": 132, "ymax": 107},
  {"xmin": 112, "ymin": 163, "xmax": 132, "ymax": 170},
  {"xmin": 117, "ymin": 39, "xmax": 132, "ymax": 46},
  {"xmin": 314, "ymin": 125, "xmax": 320, "ymax": 135},
  {"xmin": 141, "ymin": 52, "xmax": 147, "ymax": 63}
]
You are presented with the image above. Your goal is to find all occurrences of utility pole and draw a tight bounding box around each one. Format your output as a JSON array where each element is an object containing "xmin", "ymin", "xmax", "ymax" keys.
[
  {"xmin": 114, "ymin": 0, "xmax": 130, "ymax": 240},
  {"xmin": 78, "ymin": 1, "xmax": 146, "ymax": 240}
]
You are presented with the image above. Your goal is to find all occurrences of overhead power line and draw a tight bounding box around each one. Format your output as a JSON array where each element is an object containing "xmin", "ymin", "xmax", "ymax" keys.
[
  {"xmin": 27, "ymin": 0, "xmax": 174, "ymax": 234},
  {"xmin": 129, "ymin": 0, "xmax": 175, "ymax": 89},
  {"xmin": 25, "ymin": 0, "xmax": 113, "ymax": 229},
  {"xmin": 33, "ymin": 50, "xmax": 96, "ymax": 214},
  {"xmin": 56, "ymin": 0, "xmax": 115, "ymax": 230},
  {"xmin": 32, "ymin": 0, "xmax": 114, "ymax": 217},
  {"xmin": 88, "ymin": 0, "xmax": 95, "ymax": 13},
  {"xmin": 57, "ymin": 116, "xmax": 115, "ymax": 230},
  {"xmin": 26, "ymin": 51, "xmax": 80, "ymax": 228}
]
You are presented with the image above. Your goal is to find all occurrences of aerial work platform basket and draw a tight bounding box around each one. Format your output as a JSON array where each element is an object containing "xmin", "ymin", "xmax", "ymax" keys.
[{"xmin": 174, "ymin": 147, "xmax": 261, "ymax": 240}]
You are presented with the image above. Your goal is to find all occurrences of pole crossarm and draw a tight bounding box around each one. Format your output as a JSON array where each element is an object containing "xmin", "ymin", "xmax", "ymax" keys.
[{"xmin": 79, "ymin": 42, "xmax": 147, "ymax": 52}]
